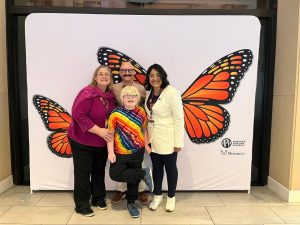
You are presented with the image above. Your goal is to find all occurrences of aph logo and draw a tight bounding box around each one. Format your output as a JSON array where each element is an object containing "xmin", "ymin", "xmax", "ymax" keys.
[
  {"xmin": 221, "ymin": 150, "xmax": 228, "ymax": 155},
  {"xmin": 221, "ymin": 138, "xmax": 232, "ymax": 148}
]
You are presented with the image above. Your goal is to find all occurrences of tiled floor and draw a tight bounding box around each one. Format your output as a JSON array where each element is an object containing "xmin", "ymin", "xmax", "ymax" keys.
[{"xmin": 0, "ymin": 186, "xmax": 300, "ymax": 225}]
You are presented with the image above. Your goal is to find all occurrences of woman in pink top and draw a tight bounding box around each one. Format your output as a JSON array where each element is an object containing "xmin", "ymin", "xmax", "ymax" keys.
[{"xmin": 68, "ymin": 65, "xmax": 116, "ymax": 217}]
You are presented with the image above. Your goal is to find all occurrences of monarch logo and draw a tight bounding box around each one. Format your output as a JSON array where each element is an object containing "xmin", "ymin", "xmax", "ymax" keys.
[{"xmin": 221, "ymin": 138, "xmax": 232, "ymax": 148}]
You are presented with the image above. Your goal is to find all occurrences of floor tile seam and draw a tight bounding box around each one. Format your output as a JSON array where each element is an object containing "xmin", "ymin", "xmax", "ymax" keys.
[
  {"xmin": 0, "ymin": 205, "xmax": 75, "ymax": 211},
  {"xmin": 0, "ymin": 191, "xmax": 35, "ymax": 198},
  {"xmin": 267, "ymin": 206, "xmax": 288, "ymax": 224},
  {"xmin": 0, "ymin": 205, "xmax": 12, "ymax": 219},
  {"xmin": 210, "ymin": 204, "xmax": 286, "ymax": 207},
  {"xmin": 66, "ymin": 208, "xmax": 76, "ymax": 225},
  {"xmin": 283, "ymin": 202, "xmax": 300, "ymax": 206},
  {"xmin": 204, "ymin": 206, "xmax": 216, "ymax": 225},
  {"xmin": 205, "ymin": 205, "xmax": 287, "ymax": 208},
  {"xmin": 140, "ymin": 203, "xmax": 146, "ymax": 224},
  {"xmin": 161, "ymin": 206, "xmax": 209, "ymax": 208},
  {"xmin": 35, "ymin": 204, "xmax": 75, "ymax": 207},
  {"xmin": 216, "ymin": 193, "xmax": 226, "ymax": 206},
  {"xmin": 5, "ymin": 190, "xmax": 31, "ymax": 193},
  {"xmin": 33, "ymin": 192, "xmax": 47, "ymax": 207},
  {"xmin": 170, "ymin": 205, "xmax": 225, "ymax": 207}
]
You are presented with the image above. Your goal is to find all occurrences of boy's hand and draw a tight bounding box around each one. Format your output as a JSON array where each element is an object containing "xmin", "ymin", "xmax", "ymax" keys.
[
  {"xmin": 108, "ymin": 152, "xmax": 116, "ymax": 163},
  {"xmin": 145, "ymin": 145, "xmax": 152, "ymax": 153}
]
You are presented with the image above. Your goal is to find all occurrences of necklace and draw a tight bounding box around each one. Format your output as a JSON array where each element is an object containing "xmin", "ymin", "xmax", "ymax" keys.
[
  {"xmin": 100, "ymin": 97, "xmax": 109, "ymax": 127},
  {"xmin": 99, "ymin": 97, "xmax": 109, "ymax": 113}
]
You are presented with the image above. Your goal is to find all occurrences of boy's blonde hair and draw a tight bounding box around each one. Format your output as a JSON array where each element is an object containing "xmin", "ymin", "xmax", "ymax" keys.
[{"xmin": 120, "ymin": 86, "xmax": 141, "ymax": 104}]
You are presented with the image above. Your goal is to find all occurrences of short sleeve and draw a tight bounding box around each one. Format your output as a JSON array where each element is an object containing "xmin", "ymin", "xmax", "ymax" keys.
[
  {"xmin": 140, "ymin": 107, "xmax": 147, "ymax": 128},
  {"xmin": 107, "ymin": 111, "xmax": 117, "ymax": 131}
]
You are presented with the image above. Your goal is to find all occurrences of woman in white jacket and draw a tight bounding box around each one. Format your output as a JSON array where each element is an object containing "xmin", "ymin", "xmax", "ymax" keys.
[{"xmin": 145, "ymin": 64, "xmax": 184, "ymax": 212}]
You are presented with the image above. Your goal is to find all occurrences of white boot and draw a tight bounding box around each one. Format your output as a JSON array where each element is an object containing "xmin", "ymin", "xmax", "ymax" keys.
[
  {"xmin": 149, "ymin": 195, "xmax": 163, "ymax": 210},
  {"xmin": 165, "ymin": 196, "xmax": 175, "ymax": 212}
]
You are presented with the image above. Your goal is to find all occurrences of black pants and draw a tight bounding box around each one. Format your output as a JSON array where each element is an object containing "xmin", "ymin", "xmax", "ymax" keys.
[
  {"xmin": 109, "ymin": 150, "xmax": 145, "ymax": 204},
  {"xmin": 150, "ymin": 152, "xmax": 178, "ymax": 197},
  {"xmin": 69, "ymin": 138, "xmax": 108, "ymax": 212}
]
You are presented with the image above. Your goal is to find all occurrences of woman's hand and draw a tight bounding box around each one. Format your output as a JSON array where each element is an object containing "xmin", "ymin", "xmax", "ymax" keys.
[
  {"xmin": 145, "ymin": 145, "xmax": 152, "ymax": 154},
  {"xmin": 99, "ymin": 128, "xmax": 114, "ymax": 142},
  {"xmin": 108, "ymin": 152, "xmax": 116, "ymax": 163},
  {"xmin": 174, "ymin": 147, "xmax": 181, "ymax": 152}
]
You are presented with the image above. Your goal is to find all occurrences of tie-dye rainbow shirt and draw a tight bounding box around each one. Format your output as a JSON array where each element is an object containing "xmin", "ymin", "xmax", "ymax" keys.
[{"xmin": 107, "ymin": 106, "xmax": 147, "ymax": 154}]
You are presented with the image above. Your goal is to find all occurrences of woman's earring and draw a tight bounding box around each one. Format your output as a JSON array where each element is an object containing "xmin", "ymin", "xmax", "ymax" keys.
[{"xmin": 93, "ymin": 80, "xmax": 96, "ymax": 85}]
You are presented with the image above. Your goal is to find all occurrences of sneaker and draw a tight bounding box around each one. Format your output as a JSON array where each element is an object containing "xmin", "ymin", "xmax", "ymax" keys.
[
  {"xmin": 127, "ymin": 202, "xmax": 140, "ymax": 218},
  {"xmin": 93, "ymin": 200, "xmax": 107, "ymax": 210},
  {"xmin": 111, "ymin": 191, "xmax": 126, "ymax": 204},
  {"xmin": 76, "ymin": 208, "xmax": 95, "ymax": 217},
  {"xmin": 142, "ymin": 167, "xmax": 153, "ymax": 192},
  {"xmin": 138, "ymin": 191, "xmax": 149, "ymax": 205},
  {"xmin": 149, "ymin": 195, "xmax": 163, "ymax": 210},
  {"xmin": 165, "ymin": 196, "xmax": 175, "ymax": 212}
]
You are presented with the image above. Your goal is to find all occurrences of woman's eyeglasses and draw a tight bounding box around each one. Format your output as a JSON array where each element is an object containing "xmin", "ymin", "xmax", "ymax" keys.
[{"xmin": 149, "ymin": 73, "xmax": 161, "ymax": 79}]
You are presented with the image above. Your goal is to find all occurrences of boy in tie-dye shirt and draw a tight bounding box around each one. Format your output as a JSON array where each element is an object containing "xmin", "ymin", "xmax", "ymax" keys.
[{"xmin": 107, "ymin": 86, "xmax": 153, "ymax": 218}]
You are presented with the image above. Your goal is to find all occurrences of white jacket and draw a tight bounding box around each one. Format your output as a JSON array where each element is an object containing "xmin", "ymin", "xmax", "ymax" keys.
[{"xmin": 145, "ymin": 85, "xmax": 184, "ymax": 154}]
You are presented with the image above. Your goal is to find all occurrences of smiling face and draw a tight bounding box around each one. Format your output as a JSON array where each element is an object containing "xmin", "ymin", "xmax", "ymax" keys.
[
  {"xmin": 149, "ymin": 68, "xmax": 162, "ymax": 90},
  {"xmin": 122, "ymin": 94, "xmax": 139, "ymax": 109},
  {"xmin": 119, "ymin": 62, "xmax": 136, "ymax": 84},
  {"xmin": 94, "ymin": 67, "xmax": 111, "ymax": 89},
  {"xmin": 120, "ymin": 86, "xmax": 141, "ymax": 110}
]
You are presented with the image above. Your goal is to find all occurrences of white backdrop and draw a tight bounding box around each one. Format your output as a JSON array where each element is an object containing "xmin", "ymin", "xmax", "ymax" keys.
[{"xmin": 26, "ymin": 13, "xmax": 260, "ymax": 191}]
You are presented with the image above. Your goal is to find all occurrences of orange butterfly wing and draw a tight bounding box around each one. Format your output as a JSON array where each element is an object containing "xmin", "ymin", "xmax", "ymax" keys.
[
  {"xmin": 33, "ymin": 95, "xmax": 72, "ymax": 157},
  {"xmin": 182, "ymin": 49, "xmax": 253, "ymax": 143},
  {"xmin": 98, "ymin": 47, "xmax": 147, "ymax": 85}
]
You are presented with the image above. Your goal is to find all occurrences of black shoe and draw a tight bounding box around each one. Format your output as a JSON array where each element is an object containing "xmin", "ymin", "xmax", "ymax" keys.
[
  {"xmin": 93, "ymin": 200, "xmax": 107, "ymax": 210},
  {"xmin": 76, "ymin": 208, "xmax": 95, "ymax": 217}
]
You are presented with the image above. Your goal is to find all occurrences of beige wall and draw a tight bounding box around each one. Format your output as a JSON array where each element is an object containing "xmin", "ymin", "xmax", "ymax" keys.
[
  {"xmin": 269, "ymin": 0, "xmax": 300, "ymax": 190},
  {"xmin": 0, "ymin": 1, "xmax": 11, "ymax": 182}
]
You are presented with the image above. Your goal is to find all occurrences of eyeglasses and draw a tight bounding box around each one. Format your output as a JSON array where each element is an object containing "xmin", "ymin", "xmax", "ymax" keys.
[
  {"xmin": 149, "ymin": 73, "xmax": 161, "ymax": 79},
  {"xmin": 120, "ymin": 69, "xmax": 135, "ymax": 74},
  {"xmin": 123, "ymin": 94, "xmax": 138, "ymax": 99}
]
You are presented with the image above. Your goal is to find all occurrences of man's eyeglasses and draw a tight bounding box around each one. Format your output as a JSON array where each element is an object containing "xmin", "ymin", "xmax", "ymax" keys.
[
  {"xmin": 123, "ymin": 94, "xmax": 138, "ymax": 99},
  {"xmin": 120, "ymin": 69, "xmax": 135, "ymax": 74}
]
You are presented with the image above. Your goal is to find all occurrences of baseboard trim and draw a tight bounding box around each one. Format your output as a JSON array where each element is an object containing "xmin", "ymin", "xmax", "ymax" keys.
[
  {"xmin": 268, "ymin": 176, "xmax": 300, "ymax": 202},
  {"xmin": 0, "ymin": 175, "xmax": 13, "ymax": 194}
]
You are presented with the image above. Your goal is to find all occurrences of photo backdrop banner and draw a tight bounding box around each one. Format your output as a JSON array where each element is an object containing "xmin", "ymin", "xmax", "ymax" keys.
[{"xmin": 25, "ymin": 13, "xmax": 260, "ymax": 191}]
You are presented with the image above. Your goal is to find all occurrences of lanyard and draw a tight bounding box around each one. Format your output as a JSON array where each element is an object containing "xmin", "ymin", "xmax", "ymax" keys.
[{"xmin": 148, "ymin": 90, "xmax": 161, "ymax": 121}]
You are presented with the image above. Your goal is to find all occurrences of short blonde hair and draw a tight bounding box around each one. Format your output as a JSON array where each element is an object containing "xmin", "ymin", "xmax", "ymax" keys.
[
  {"xmin": 90, "ymin": 65, "xmax": 113, "ymax": 89},
  {"xmin": 120, "ymin": 86, "xmax": 141, "ymax": 103}
]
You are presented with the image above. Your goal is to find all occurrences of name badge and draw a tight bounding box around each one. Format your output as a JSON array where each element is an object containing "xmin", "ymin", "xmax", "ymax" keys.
[{"xmin": 148, "ymin": 119, "xmax": 155, "ymax": 128}]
